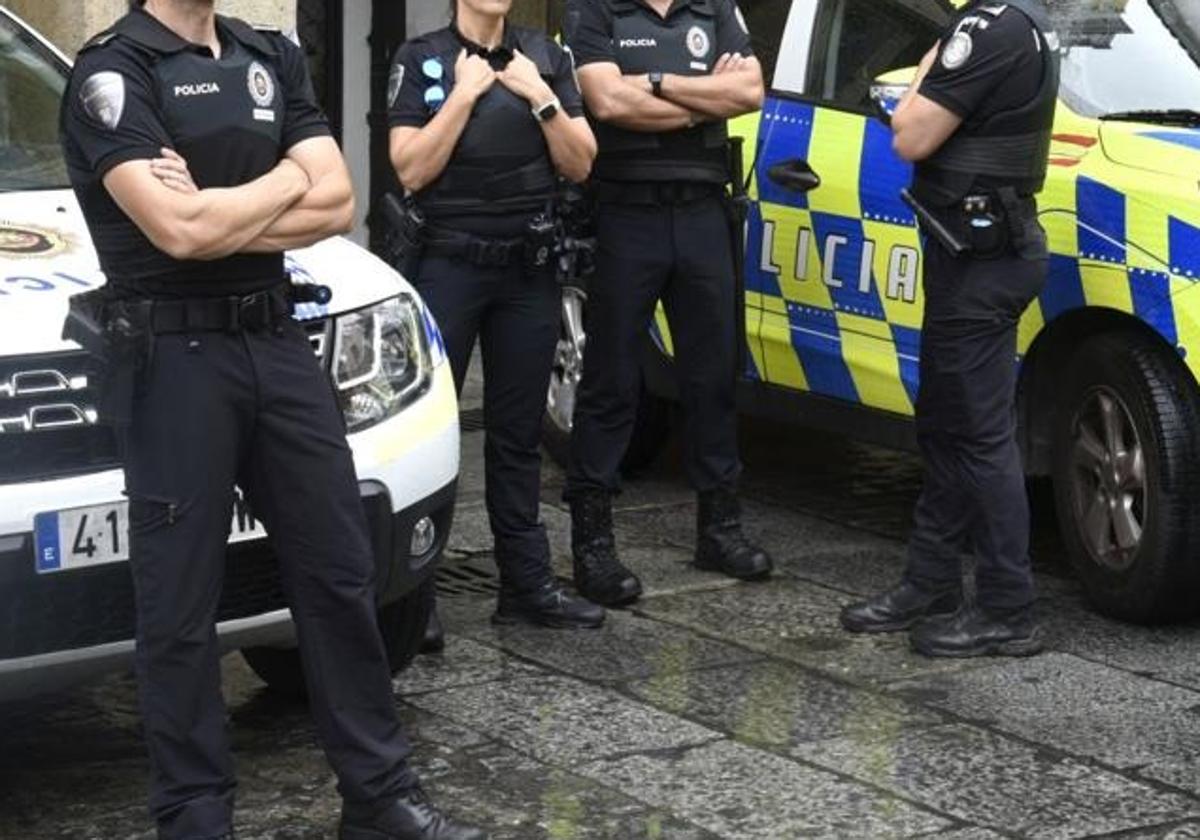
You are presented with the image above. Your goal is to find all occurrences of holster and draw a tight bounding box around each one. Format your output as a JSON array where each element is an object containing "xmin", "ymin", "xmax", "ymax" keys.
[
  {"xmin": 996, "ymin": 186, "xmax": 1049, "ymax": 261},
  {"xmin": 380, "ymin": 192, "xmax": 427, "ymax": 278},
  {"xmin": 62, "ymin": 289, "xmax": 151, "ymax": 429}
]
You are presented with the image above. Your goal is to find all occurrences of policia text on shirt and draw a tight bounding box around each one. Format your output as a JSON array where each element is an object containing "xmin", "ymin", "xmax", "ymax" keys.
[
  {"xmin": 841, "ymin": 0, "xmax": 1060, "ymax": 659},
  {"xmin": 59, "ymin": 1, "xmax": 485, "ymax": 839}
]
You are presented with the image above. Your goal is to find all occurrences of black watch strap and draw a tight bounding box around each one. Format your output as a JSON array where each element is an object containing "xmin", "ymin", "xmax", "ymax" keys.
[{"xmin": 649, "ymin": 72, "xmax": 664, "ymax": 97}]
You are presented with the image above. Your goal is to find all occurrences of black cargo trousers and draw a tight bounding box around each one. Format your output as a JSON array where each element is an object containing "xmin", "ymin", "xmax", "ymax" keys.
[
  {"xmin": 903, "ymin": 238, "xmax": 1048, "ymax": 611},
  {"xmin": 120, "ymin": 313, "xmax": 415, "ymax": 840}
]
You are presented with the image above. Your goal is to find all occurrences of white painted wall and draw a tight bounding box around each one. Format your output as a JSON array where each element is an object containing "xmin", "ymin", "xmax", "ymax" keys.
[{"xmin": 408, "ymin": 0, "xmax": 449, "ymax": 37}]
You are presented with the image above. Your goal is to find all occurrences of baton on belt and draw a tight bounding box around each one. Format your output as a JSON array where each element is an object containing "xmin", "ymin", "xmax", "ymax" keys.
[{"xmin": 901, "ymin": 188, "xmax": 970, "ymax": 257}]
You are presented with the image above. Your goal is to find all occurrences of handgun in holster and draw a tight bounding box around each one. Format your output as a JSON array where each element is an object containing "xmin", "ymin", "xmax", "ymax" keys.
[
  {"xmin": 62, "ymin": 288, "xmax": 151, "ymax": 429},
  {"xmin": 552, "ymin": 183, "xmax": 597, "ymax": 288},
  {"xmin": 380, "ymin": 192, "xmax": 427, "ymax": 278}
]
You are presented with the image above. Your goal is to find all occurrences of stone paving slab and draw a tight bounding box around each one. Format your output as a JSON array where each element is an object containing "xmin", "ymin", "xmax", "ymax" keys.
[
  {"xmin": 459, "ymin": 608, "xmax": 760, "ymax": 684},
  {"xmin": 791, "ymin": 723, "xmax": 1200, "ymax": 839},
  {"xmin": 579, "ymin": 738, "xmax": 951, "ymax": 839},
  {"xmin": 921, "ymin": 829, "xmax": 1010, "ymax": 840},
  {"xmin": 404, "ymin": 674, "xmax": 722, "ymax": 766},
  {"xmin": 395, "ymin": 636, "xmax": 549, "ymax": 696},
  {"xmin": 1114, "ymin": 823, "xmax": 1200, "ymax": 839},
  {"xmin": 624, "ymin": 658, "xmax": 945, "ymax": 750},
  {"xmin": 889, "ymin": 652, "xmax": 1200, "ymax": 773},
  {"xmin": 635, "ymin": 579, "xmax": 992, "ymax": 686}
]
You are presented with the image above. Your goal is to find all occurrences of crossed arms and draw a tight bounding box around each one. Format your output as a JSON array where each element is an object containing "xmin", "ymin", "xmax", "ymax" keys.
[{"xmin": 102, "ymin": 136, "xmax": 354, "ymax": 261}]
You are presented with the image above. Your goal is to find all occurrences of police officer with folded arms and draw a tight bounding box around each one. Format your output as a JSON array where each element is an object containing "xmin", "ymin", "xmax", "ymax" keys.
[
  {"xmin": 841, "ymin": 0, "xmax": 1060, "ymax": 657},
  {"xmin": 387, "ymin": 0, "xmax": 602, "ymax": 633},
  {"xmin": 60, "ymin": 1, "xmax": 485, "ymax": 838},
  {"xmin": 561, "ymin": 0, "xmax": 773, "ymax": 606}
]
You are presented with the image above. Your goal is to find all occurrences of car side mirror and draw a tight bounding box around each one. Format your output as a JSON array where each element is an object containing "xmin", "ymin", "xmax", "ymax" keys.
[{"xmin": 869, "ymin": 67, "xmax": 918, "ymax": 126}]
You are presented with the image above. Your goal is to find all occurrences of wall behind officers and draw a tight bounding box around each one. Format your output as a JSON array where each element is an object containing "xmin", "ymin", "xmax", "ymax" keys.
[
  {"xmin": 59, "ymin": 1, "xmax": 484, "ymax": 839},
  {"xmin": 841, "ymin": 0, "xmax": 1061, "ymax": 658},
  {"xmin": 387, "ymin": 0, "xmax": 602, "ymax": 636},
  {"xmin": 561, "ymin": 0, "xmax": 772, "ymax": 607}
]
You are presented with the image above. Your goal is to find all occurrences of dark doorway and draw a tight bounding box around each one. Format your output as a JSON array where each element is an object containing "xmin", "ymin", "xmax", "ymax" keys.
[
  {"xmin": 367, "ymin": 0, "xmax": 408, "ymax": 252},
  {"xmin": 297, "ymin": 0, "xmax": 345, "ymax": 141}
]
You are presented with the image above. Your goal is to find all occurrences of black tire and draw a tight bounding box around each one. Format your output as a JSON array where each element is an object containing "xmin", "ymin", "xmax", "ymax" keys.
[
  {"xmin": 542, "ymin": 285, "xmax": 673, "ymax": 473},
  {"xmin": 241, "ymin": 578, "xmax": 437, "ymax": 698},
  {"xmin": 1052, "ymin": 331, "xmax": 1200, "ymax": 623}
]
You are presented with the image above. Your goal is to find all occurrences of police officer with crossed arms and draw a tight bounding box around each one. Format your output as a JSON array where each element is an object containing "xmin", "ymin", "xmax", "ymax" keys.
[
  {"xmin": 841, "ymin": 0, "xmax": 1061, "ymax": 657},
  {"xmin": 387, "ymin": 0, "xmax": 602, "ymax": 635},
  {"xmin": 562, "ymin": 0, "xmax": 773, "ymax": 606},
  {"xmin": 61, "ymin": 1, "xmax": 485, "ymax": 837}
]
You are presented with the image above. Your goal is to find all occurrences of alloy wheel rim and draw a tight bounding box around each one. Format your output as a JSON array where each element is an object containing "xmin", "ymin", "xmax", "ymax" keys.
[
  {"xmin": 1069, "ymin": 386, "xmax": 1147, "ymax": 572},
  {"xmin": 547, "ymin": 287, "xmax": 586, "ymax": 434}
]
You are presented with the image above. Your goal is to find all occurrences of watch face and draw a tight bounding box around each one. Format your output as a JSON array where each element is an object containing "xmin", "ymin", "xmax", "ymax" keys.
[{"xmin": 539, "ymin": 102, "xmax": 559, "ymax": 120}]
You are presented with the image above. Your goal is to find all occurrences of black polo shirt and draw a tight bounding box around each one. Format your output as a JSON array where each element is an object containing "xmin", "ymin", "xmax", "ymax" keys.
[
  {"xmin": 61, "ymin": 9, "xmax": 331, "ymax": 298},
  {"xmin": 564, "ymin": 0, "xmax": 752, "ymax": 183},
  {"xmin": 388, "ymin": 25, "xmax": 583, "ymax": 237}
]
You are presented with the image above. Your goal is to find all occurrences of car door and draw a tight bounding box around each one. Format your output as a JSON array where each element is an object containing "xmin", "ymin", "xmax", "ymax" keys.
[{"xmin": 750, "ymin": 0, "xmax": 951, "ymax": 415}]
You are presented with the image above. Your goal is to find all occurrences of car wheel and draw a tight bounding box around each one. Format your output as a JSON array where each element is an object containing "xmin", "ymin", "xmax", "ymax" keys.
[
  {"xmin": 543, "ymin": 284, "xmax": 673, "ymax": 473},
  {"xmin": 241, "ymin": 578, "xmax": 436, "ymax": 698},
  {"xmin": 1052, "ymin": 332, "xmax": 1200, "ymax": 623}
]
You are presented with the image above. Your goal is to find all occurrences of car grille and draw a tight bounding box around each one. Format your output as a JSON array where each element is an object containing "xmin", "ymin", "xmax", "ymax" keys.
[
  {"xmin": 0, "ymin": 322, "xmax": 331, "ymax": 486},
  {"xmin": 0, "ymin": 540, "xmax": 288, "ymax": 660},
  {"xmin": 0, "ymin": 351, "xmax": 119, "ymax": 484}
]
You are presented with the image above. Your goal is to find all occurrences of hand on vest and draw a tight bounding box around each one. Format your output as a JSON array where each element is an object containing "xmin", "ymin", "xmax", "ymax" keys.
[
  {"xmin": 498, "ymin": 50, "xmax": 554, "ymax": 106},
  {"xmin": 453, "ymin": 49, "xmax": 497, "ymax": 104},
  {"xmin": 150, "ymin": 147, "xmax": 198, "ymax": 195}
]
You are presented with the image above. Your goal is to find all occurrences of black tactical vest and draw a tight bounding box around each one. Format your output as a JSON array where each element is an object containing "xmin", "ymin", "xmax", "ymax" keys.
[
  {"xmin": 593, "ymin": 0, "xmax": 729, "ymax": 184},
  {"xmin": 412, "ymin": 27, "xmax": 560, "ymax": 220},
  {"xmin": 914, "ymin": 0, "xmax": 1061, "ymax": 206}
]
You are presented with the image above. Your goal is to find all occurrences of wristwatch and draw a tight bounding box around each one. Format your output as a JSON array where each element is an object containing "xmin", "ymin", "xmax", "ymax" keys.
[
  {"xmin": 649, "ymin": 71, "xmax": 664, "ymax": 97},
  {"xmin": 532, "ymin": 97, "xmax": 561, "ymax": 123}
]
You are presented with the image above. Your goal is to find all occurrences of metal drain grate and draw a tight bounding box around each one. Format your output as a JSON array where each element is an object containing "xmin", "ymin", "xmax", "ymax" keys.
[
  {"xmin": 435, "ymin": 556, "xmax": 500, "ymax": 597},
  {"xmin": 459, "ymin": 408, "xmax": 485, "ymax": 432}
]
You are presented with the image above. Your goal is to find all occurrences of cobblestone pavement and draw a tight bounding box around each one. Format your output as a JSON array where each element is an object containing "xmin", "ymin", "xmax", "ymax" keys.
[{"xmin": 4, "ymin": 367, "xmax": 1200, "ymax": 839}]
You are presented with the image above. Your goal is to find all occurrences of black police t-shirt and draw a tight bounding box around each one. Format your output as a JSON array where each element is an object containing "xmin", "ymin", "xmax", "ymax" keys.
[
  {"xmin": 61, "ymin": 10, "xmax": 331, "ymax": 298},
  {"xmin": 564, "ymin": 0, "xmax": 752, "ymax": 183},
  {"xmin": 388, "ymin": 26, "xmax": 583, "ymax": 237},
  {"xmin": 919, "ymin": 4, "xmax": 1045, "ymax": 128}
]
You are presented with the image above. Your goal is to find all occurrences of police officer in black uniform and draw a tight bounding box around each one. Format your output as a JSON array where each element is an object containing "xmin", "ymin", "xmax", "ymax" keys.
[
  {"xmin": 561, "ymin": 0, "xmax": 773, "ymax": 606},
  {"xmin": 60, "ymin": 2, "xmax": 484, "ymax": 838},
  {"xmin": 388, "ymin": 0, "xmax": 603, "ymax": 631},
  {"xmin": 841, "ymin": 0, "xmax": 1060, "ymax": 658}
]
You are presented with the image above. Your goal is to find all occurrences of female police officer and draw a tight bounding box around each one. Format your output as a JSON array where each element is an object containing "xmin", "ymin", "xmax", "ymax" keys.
[{"xmin": 388, "ymin": 0, "xmax": 602, "ymax": 631}]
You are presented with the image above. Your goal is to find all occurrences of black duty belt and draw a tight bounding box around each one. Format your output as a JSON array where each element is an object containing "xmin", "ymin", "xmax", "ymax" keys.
[
  {"xmin": 148, "ymin": 286, "xmax": 291, "ymax": 335},
  {"xmin": 592, "ymin": 180, "xmax": 726, "ymax": 206},
  {"xmin": 424, "ymin": 230, "xmax": 526, "ymax": 268}
]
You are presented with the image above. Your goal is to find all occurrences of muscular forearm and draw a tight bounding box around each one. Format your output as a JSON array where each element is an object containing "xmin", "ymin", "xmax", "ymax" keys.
[
  {"xmin": 658, "ymin": 68, "xmax": 764, "ymax": 119},
  {"xmin": 588, "ymin": 77, "xmax": 695, "ymax": 132},
  {"xmin": 243, "ymin": 170, "xmax": 355, "ymax": 252},
  {"xmin": 390, "ymin": 92, "xmax": 474, "ymax": 192}
]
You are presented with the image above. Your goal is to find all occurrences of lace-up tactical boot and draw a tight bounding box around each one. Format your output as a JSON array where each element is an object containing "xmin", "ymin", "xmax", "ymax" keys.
[
  {"xmin": 340, "ymin": 787, "xmax": 487, "ymax": 840},
  {"xmin": 694, "ymin": 488, "xmax": 773, "ymax": 580},
  {"xmin": 570, "ymin": 490, "xmax": 643, "ymax": 607}
]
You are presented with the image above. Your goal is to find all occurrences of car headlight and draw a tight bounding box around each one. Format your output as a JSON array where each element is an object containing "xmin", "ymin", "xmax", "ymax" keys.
[{"xmin": 332, "ymin": 295, "xmax": 432, "ymax": 433}]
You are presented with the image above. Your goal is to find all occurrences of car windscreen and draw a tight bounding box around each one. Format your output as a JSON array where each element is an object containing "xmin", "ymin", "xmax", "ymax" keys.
[
  {"xmin": 0, "ymin": 13, "xmax": 69, "ymax": 191},
  {"xmin": 1051, "ymin": 0, "xmax": 1200, "ymax": 118}
]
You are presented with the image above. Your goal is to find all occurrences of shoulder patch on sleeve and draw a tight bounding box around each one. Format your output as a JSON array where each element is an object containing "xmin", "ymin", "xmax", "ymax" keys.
[
  {"xmin": 79, "ymin": 71, "xmax": 126, "ymax": 130},
  {"xmin": 735, "ymin": 6, "xmax": 750, "ymax": 34},
  {"xmin": 941, "ymin": 30, "xmax": 974, "ymax": 69},
  {"xmin": 388, "ymin": 63, "xmax": 405, "ymax": 107}
]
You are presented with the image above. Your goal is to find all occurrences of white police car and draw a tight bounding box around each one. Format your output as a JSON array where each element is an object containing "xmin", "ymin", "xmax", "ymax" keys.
[{"xmin": 0, "ymin": 6, "xmax": 460, "ymax": 701}]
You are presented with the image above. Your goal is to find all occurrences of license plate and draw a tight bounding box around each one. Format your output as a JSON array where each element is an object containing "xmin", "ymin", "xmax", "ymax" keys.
[{"xmin": 34, "ymin": 493, "xmax": 264, "ymax": 574}]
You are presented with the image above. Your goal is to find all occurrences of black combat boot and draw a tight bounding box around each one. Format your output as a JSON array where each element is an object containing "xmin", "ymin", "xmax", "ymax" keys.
[
  {"xmin": 419, "ymin": 603, "xmax": 445, "ymax": 655},
  {"xmin": 340, "ymin": 787, "xmax": 487, "ymax": 840},
  {"xmin": 493, "ymin": 577, "xmax": 605, "ymax": 629},
  {"xmin": 910, "ymin": 604, "xmax": 1043, "ymax": 658},
  {"xmin": 840, "ymin": 580, "xmax": 963, "ymax": 634},
  {"xmin": 694, "ymin": 488, "xmax": 773, "ymax": 580},
  {"xmin": 570, "ymin": 490, "xmax": 643, "ymax": 607}
]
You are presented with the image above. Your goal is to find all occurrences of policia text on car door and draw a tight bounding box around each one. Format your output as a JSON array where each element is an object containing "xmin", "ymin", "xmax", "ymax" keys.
[{"xmin": 841, "ymin": 0, "xmax": 1060, "ymax": 658}]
